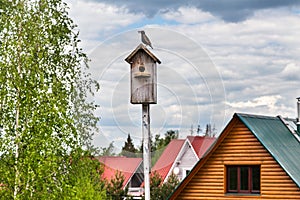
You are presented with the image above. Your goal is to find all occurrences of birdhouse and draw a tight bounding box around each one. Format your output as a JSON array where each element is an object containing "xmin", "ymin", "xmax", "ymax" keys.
[{"xmin": 125, "ymin": 44, "xmax": 161, "ymax": 104}]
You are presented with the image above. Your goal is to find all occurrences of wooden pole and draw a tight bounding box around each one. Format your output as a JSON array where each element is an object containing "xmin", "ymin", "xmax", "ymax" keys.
[{"xmin": 142, "ymin": 104, "xmax": 151, "ymax": 200}]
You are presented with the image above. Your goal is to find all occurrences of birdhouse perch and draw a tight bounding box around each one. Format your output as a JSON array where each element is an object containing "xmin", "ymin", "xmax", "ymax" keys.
[{"xmin": 125, "ymin": 44, "xmax": 161, "ymax": 104}]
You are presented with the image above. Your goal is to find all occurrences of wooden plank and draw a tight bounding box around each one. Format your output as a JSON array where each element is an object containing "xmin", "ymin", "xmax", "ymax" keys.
[
  {"xmin": 262, "ymin": 185, "xmax": 300, "ymax": 190},
  {"xmin": 219, "ymin": 145, "xmax": 265, "ymax": 150},
  {"xmin": 190, "ymin": 182, "xmax": 224, "ymax": 188},
  {"xmin": 261, "ymin": 167, "xmax": 284, "ymax": 171},
  {"xmin": 261, "ymin": 194, "xmax": 300, "ymax": 199},
  {"xmin": 262, "ymin": 190, "xmax": 300, "ymax": 195},
  {"xmin": 261, "ymin": 171, "xmax": 288, "ymax": 176},
  {"xmin": 262, "ymin": 179, "xmax": 293, "ymax": 183}
]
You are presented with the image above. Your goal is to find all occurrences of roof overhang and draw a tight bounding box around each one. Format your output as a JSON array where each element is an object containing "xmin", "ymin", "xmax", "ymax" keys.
[{"xmin": 125, "ymin": 43, "xmax": 161, "ymax": 64}]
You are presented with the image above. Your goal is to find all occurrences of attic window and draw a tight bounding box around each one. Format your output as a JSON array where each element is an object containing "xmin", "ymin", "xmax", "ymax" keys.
[{"xmin": 226, "ymin": 165, "xmax": 260, "ymax": 194}]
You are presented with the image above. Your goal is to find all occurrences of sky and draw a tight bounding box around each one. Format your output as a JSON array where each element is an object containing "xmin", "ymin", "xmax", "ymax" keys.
[{"xmin": 64, "ymin": 0, "xmax": 300, "ymax": 152}]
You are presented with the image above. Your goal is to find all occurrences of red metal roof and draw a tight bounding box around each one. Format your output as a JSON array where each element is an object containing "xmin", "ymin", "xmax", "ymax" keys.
[
  {"xmin": 187, "ymin": 136, "xmax": 216, "ymax": 158},
  {"xmin": 151, "ymin": 136, "xmax": 216, "ymax": 182},
  {"xmin": 97, "ymin": 156, "xmax": 142, "ymax": 188},
  {"xmin": 151, "ymin": 139, "xmax": 185, "ymax": 182}
]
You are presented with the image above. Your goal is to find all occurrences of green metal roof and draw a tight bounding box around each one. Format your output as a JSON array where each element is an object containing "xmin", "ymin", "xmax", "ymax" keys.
[{"xmin": 236, "ymin": 113, "xmax": 300, "ymax": 187}]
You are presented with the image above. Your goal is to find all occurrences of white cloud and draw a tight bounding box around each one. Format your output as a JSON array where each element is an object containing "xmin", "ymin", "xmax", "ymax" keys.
[
  {"xmin": 167, "ymin": 8, "xmax": 300, "ymax": 113},
  {"xmin": 226, "ymin": 95, "xmax": 282, "ymax": 109},
  {"xmin": 225, "ymin": 95, "xmax": 297, "ymax": 120},
  {"xmin": 65, "ymin": 0, "xmax": 143, "ymax": 51},
  {"xmin": 65, "ymin": 2, "xmax": 300, "ymax": 148},
  {"xmin": 281, "ymin": 63, "xmax": 300, "ymax": 80},
  {"xmin": 162, "ymin": 7, "xmax": 216, "ymax": 24}
]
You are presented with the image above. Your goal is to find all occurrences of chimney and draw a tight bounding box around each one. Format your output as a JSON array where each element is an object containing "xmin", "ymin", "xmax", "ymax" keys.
[{"xmin": 297, "ymin": 97, "xmax": 300, "ymax": 133}]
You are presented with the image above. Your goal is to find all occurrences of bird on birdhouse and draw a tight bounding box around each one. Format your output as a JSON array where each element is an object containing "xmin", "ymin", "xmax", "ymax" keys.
[{"xmin": 138, "ymin": 30, "xmax": 153, "ymax": 49}]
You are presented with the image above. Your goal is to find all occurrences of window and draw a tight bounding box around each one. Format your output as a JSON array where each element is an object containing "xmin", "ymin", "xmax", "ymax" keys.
[
  {"xmin": 182, "ymin": 168, "xmax": 191, "ymax": 178},
  {"xmin": 226, "ymin": 165, "xmax": 260, "ymax": 194}
]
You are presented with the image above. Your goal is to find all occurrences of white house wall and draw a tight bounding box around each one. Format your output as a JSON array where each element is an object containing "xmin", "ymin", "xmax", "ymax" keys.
[
  {"xmin": 165, "ymin": 140, "xmax": 199, "ymax": 182},
  {"xmin": 177, "ymin": 144, "xmax": 199, "ymax": 180}
]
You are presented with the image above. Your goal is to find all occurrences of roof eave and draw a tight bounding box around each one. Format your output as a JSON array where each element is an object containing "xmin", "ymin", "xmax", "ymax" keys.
[{"xmin": 125, "ymin": 43, "xmax": 161, "ymax": 64}]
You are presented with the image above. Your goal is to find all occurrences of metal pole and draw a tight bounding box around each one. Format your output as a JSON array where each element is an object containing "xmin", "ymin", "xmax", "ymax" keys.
[{"xmin": 142, "ymin": 104, "xmax": 151, "ymax": 200}]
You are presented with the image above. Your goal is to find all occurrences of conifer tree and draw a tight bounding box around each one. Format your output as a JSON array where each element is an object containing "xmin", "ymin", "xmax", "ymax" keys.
[
  {"xmin": 105, "ymin": 171, "xmax": 128, "ymax": 200},
  {"xmin": 150, "ymin": 172, "xmax": 179, "ymax": 200},
  {"xmin": 120, "ymin": 134, "xmax": 137, "ymax": 157}
]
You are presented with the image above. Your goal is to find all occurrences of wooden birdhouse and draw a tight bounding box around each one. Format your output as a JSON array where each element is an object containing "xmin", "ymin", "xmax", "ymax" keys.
[{"xmin": 125, "ymin": 44, "xmax": 161, "ymax": 104}]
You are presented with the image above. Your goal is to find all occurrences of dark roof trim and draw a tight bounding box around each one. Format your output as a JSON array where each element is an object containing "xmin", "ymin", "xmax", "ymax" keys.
[{"xmin": 125, "ymin": 43, "xmax": 161, "ymax": 64}]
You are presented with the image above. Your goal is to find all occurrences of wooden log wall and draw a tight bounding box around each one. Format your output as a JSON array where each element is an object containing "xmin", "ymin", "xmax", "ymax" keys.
[{"xmin": 176, "ymin": 120, "xmax": 300, "ymax": 199}]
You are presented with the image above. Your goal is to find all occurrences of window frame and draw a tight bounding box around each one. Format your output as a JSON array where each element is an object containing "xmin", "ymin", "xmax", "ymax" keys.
[
  {"xmin": 182, "ymin": 167, "xmax": 192, "ymax": 178},
  {"xmin": 226, "ymin": 165, "xmax": 261, "ymax": 194}
]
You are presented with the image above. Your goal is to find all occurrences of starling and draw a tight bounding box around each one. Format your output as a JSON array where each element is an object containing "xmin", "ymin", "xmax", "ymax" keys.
[{"xmin": 138, "ymin": 30, "xmax": 153, "ymax": 49}]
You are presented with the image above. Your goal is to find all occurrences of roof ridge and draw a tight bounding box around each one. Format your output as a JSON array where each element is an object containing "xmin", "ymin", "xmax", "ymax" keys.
[
  {"xmin": 236, "ymin": 112, "xmax": 278, "ymax": 119},
  {"xmin": 125, "ymin": 43, "xmax": 161, "ymax": 64}
]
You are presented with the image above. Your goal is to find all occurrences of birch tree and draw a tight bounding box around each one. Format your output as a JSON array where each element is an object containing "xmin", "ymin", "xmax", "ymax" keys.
[{"xmin": 0, "ymin": 0, "xmax": 103, "ymax": 199}]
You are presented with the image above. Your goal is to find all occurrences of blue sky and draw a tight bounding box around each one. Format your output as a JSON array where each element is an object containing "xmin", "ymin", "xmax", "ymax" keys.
[{"xmin": 65, "ymin": 0, "xmax": 300, "ymax": 151}]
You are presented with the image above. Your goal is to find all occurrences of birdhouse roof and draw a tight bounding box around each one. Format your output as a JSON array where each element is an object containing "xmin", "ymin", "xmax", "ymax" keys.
[{"xmin": 125, "ymin": 43, "xmax": 161, "ymax": 64}]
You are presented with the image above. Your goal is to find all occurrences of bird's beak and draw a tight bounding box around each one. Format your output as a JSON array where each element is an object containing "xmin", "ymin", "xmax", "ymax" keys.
[{"xmin": 138, "ymin": 31, "xmax": 141, "ymax": 33}]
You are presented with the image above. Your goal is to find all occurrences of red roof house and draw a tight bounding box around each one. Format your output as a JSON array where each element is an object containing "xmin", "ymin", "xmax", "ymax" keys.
[
  {"xmin": 97, "ymin": 156, "xmax": 143, "ymax": 189},
  {"xmin": 187, "ymin": 136, "xmax": 216, "ymax": 158},
  {"xmin": 151, "ymin": 139, "xmax": 185, "ymax": 182},
  {"xmin": 151, "ymin": 136, "xmax": 215, "ymax": 182}
]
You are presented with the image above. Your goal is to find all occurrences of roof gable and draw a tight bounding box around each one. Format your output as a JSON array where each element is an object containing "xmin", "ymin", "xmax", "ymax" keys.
[
  {"xmin": 97, "ymin": 156, "xmax": 142, "ymax": 188},
  {"xmin": 164, "ymin": 139, "xmax": 199, "ymax": 182},
  {"xmin": 125, "ymin": 43, "xmax": 161, "ymax": 64},
  {"xmin": 151, "ymin": 139, "xmax": 185, "ymax": 181},
  {"xmin": 187, "ymin": 136, "xmax": 216, "ymax": 158},
  {"xmin": 152, "ymin": 136, "xmax": 216, "ymax": 182},
  {"xmin": 169, "ymin": 113, "xmax": 300, "ymax": 199}
]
